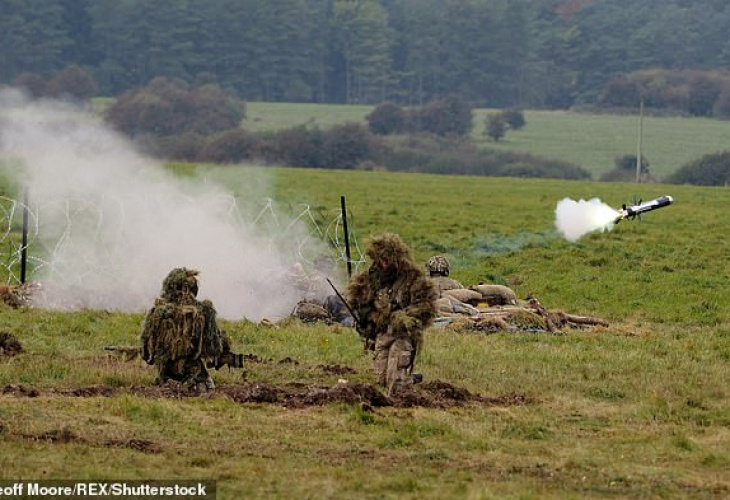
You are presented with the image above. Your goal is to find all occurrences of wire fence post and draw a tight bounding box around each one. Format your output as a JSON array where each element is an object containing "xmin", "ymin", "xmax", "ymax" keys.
[
  {"xmin": 21, "ymin": 187, "xmax": 29, "ymax": 284},
  {"xmin": 340, "ymin": 195, "xmax": 352, "ymax": 278}
]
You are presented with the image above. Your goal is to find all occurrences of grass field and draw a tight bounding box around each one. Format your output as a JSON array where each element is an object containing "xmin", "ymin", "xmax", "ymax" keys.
[
  {"xmin": 245, "ymin": 102, "xmax": 730, "ymax": 180},
  {"xmin": 1, "ymin": 168, "xmax": 729, "ymax": 499}
]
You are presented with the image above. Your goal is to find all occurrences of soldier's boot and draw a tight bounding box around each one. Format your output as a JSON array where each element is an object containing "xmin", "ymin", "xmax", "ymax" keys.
[{"xmin": 411, "ymin": 373, "xmax": 424, "ymax": 384}]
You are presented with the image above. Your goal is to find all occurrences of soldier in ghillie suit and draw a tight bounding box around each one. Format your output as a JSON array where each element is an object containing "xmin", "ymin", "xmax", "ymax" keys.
[
  {"xmin": 141, "ymin": 268, "xmax": 240, "ymax": 391},
  {"xmin": 347, "ymin": 233, "xmax": 437, "ymax": 395}
]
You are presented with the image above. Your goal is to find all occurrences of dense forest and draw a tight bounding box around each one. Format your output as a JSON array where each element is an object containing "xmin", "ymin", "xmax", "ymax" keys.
[{"xmin": 2, "ymin": 0, "xmax": 730, "ymax": 109}]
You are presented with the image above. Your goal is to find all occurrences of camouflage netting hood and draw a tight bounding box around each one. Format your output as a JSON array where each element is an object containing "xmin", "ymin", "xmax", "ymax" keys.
[
  {"xmin": 161, "ymin": 268, "xmax": 199, "ymax": 303},
  {"xmin": 366, "ymin": 233, "xmax": 416, "ymax": 276}
]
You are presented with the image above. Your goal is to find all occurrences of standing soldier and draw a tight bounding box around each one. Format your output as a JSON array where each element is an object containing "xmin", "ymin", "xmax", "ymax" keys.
[
  {"xmin": 347, "ymin": 233, "xmax": 437, "ymax": 395},
  {"xmin": 141, "ymin": 267, "xmax": 241, "ymax": 391}
]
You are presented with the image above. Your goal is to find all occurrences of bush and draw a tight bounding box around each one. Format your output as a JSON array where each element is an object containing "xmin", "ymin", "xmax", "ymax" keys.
[
  {"xmin": 11, "ymin": 72, "xmax": 46, "ymax": 98},
  {"xmin": 599, "ymin": 155, "xmax": 651, "ymax": 183},
  {"xmin": 485, "ymin": 114, "xmax": 506, "ymax": 142},
  {"xmin": 323, "ymin": 123, "xmax": 374, "ymax": 169},
  {"xmin": 46, "ymin": 65, "xmax": 97, "ymax": 101},
  {"xmin": 271, "ymin": 126, "xmax": 326, "ymax": 168},
  {"xmin": 410, "ymin": 96, "xmax": 473, "ymax": 137},
  {"xmin": 367, "ymin": 102, "xmax": 406, "ymax": 135},
  {"xmin": 500, "ymin": 109, "xmax": 526, "ymax": 130},
  {"xmin": 150, "ymin": 133, "xmax": 207, "ymax": 162},
  {"xmin": 668, "ymin": 151, "xmax": 730, "ymax": 186},
  {"xmin": 688, "ymin": 77, "xmax": 721, "ymax": 117},
  {"xmin": 47, "ymin": 65, "xmax": 97, "ymax": 100},
  {"xmin": 712, "ymin": 89, "xmax": 730, "ymax": 118},
  {"xmin": 380, "ymin": 133, "xmax": 590, "ymax": 180},
  {"xmin": 106, "ymin": 78, "xmax": 245, "ymax": 138},
  {"xmin": 198, "ymin": 129, "xmax": 260, "ymax": 163},
  {"xmin": 596, "ymin": 75, "xmax": 640, "ymax": 108}
]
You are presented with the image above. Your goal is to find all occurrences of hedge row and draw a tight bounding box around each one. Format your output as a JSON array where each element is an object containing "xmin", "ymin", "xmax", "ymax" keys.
[{"xmin": 141, "ymin": 122, "xmax": 590, "ymax": 181}]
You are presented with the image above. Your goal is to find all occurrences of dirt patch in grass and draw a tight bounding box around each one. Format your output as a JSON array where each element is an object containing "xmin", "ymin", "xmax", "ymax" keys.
[
  {"xmin": 393, "ymin": 381, "xmax": 529, "ymax": 408},
  {"xmin": 15, "ymin": 427, "xmax": 161, "ymax": 454},
  {"xmin": 0, "ymin": 332, "xmax": 23, "ymax": 357},
  {"xmin": 23, "ymin": 428, "xmax": 80, "ymax": 443},
  {"xmin": 316, "ymin": 364, "xmax": 357, "ymax": 375},
  {"xmin": 243, "ymin": 354, "xmax": 270, "ymax": 364},
  {"xmin": 2, "ymin": 380, "xmax": 528, "ymax": 410},
  {"xmin": 278, "ymin": 356, "xmax": 300, "ymax": 365},
  {"xmin": 2, "ymin": 384, "xmax": 39, "ymax": 397},
  {"xmin": 52, "ymin": 385, "xmax": 117, "ymax": 397},
  {"xmin": 104, "ymin": 438, "xmax": 161, "ymax": 454}
]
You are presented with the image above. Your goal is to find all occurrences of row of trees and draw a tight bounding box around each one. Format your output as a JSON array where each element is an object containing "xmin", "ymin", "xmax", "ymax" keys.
[
  {"xmin": 5, "ymin": 0, "xmax": 730, "ymax": 108},
  {"xmin": 595, "ymin": 69, "xmax": 730, "ymax": 118},
  {"xmin": 103, "ymin": 78, "xmax": 586, "ymax": 180}
]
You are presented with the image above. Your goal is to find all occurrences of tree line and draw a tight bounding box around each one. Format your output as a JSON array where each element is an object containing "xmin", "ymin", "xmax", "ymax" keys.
[{"xmin": 4, "ymin": 0, "xmax": 730, "ymax": 109}]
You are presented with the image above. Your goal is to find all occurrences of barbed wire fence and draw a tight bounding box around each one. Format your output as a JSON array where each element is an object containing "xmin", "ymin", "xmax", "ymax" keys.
[{"xmin": 0, "ymin": 194, "xmax": 365, "ymax": 286}]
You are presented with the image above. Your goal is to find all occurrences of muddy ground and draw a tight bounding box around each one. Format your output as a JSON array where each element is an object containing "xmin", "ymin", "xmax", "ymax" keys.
[
  {"xmin": 2, "ymin": 379, "xmax": 527, "ymax": 410},
  {"xmin": 2, "ymin": 350, "xmax": 527, "ymax": 409}
]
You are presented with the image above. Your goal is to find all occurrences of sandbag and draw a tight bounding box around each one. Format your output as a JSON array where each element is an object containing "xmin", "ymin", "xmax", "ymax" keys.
[
  {"xmin": 469, "ymin": 284, "xmax": 517, "ymax": 306},
  {"xmin": 442, "ymin": 288, "xmax": 482, "ymax": 304}
]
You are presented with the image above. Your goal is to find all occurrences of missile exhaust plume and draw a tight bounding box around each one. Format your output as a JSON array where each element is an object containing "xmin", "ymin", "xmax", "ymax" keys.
[{"xmin": 555, "ymin": 198, "xmax": 620, "ymax": 242}]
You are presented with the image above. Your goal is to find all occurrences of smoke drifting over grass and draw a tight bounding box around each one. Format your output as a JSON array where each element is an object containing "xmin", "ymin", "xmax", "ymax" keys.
[
  {"xmin": 555, "ymin": 198, "xmax": 620, "ymax": 242},
  {"xmin": 0, "ymin": 89, "xmax": 336, "ymax": 320}
]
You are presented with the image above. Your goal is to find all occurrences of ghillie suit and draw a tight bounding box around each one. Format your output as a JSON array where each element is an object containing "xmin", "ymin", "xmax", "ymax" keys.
[
  {"xmin": 347, "ymin": 234, "xmax": 437, "ymax": 396},
  {"xmin": 0, "ymin": 332, "xmax": 23, "ymax": 356},
  {"xmin": 141, "ymin": 268, "xmax": 241, "ymax": 390},
  {"xmin": 292, "ymin": 300, "xmax": 331, "ymax": 323},
  {"xmin": 292, "ymin": 295, "xmax": 354, "ymax": 326}
]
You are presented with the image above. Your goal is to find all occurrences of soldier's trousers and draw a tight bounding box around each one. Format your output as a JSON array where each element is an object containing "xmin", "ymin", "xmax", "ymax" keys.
[{"xmin": 373, "ymin": 334, "xmax": 414, "ymax": 396}]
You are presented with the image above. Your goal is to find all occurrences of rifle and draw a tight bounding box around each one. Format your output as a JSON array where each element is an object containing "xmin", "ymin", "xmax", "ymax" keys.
[
  {"xmin": 326, "ymin": 278, "xmax": 376, "ymax": 351},
  {"xmin": 209, "ymin": 351, "xmax": 245, "ymax": 370}
]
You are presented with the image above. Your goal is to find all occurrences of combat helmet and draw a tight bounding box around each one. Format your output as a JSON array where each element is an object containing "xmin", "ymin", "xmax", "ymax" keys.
[
  {"xmin": 427, "ymin": 256, "xmax": 450, "ymax": 277},
  {"xmin": 161, "ymin": 267, "xmax": 199, "ymax": 303}
]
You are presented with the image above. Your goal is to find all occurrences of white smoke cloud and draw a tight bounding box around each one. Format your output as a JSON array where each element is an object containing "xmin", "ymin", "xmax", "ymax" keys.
[
  {"xmin": 0, "ymin": 89, "xmax": 341, "ymax": 320},
  {"xmin": 555, "ymin": 197, "xmax": 620, "ymax": 242}
]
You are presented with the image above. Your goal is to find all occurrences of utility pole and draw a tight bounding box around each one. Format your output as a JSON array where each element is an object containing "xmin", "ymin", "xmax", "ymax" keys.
[{"xmin": 636, "ymin": 97, "xmax": 644, "ymax": 183}]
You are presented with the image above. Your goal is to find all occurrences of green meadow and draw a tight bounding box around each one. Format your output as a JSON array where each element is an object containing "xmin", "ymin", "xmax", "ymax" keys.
[
  {"xmin": 245, "ymin": 102, "xmax": 730, "ymax": 179},
  {"xmin": 1, "ymin": 166, "xmax": 729, "ymax": 499}
]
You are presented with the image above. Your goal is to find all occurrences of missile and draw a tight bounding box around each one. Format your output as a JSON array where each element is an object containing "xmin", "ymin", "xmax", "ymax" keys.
[{"xmin": 615, "ymin": 195, "xmax": 673, "ymax": 224}]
